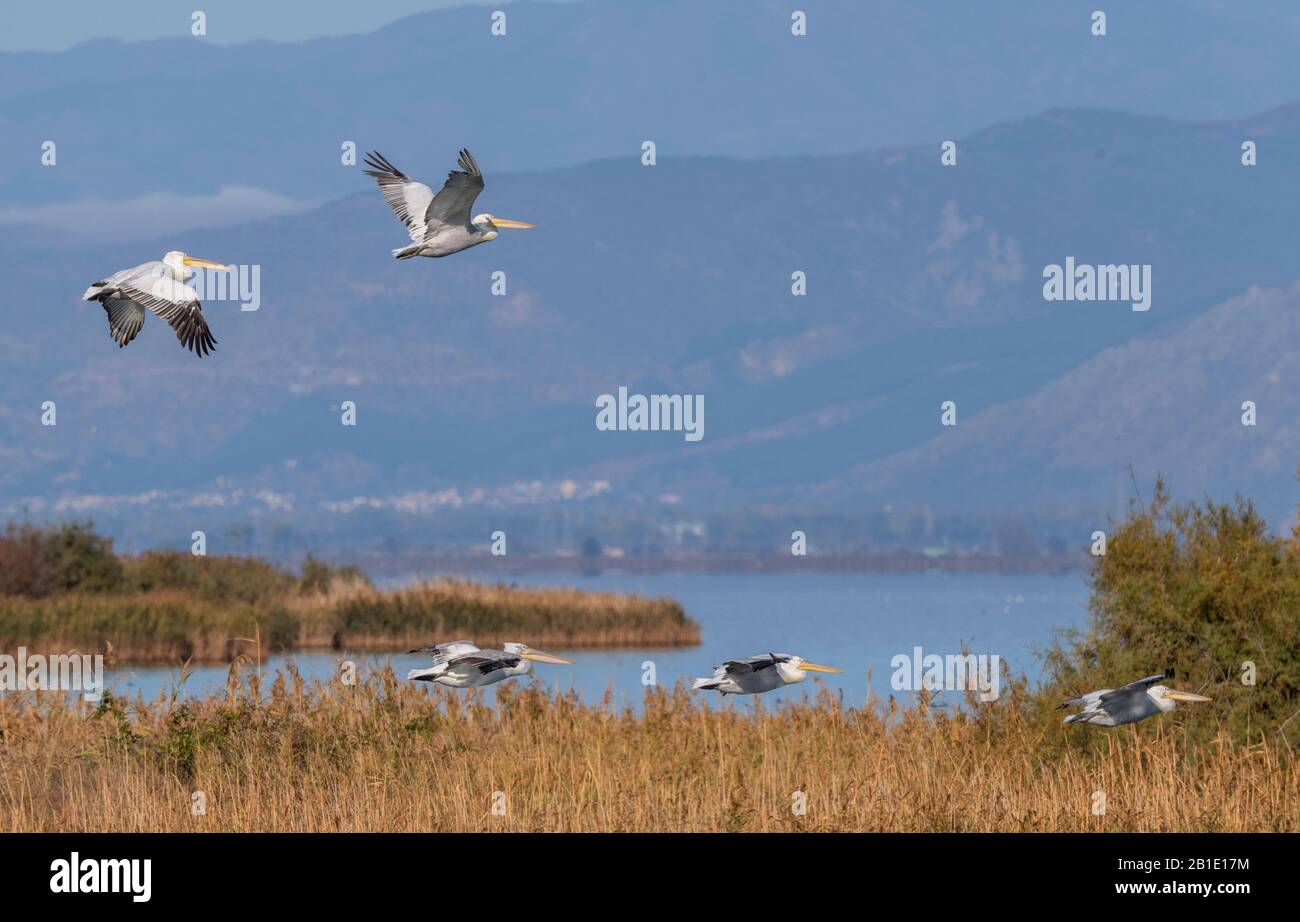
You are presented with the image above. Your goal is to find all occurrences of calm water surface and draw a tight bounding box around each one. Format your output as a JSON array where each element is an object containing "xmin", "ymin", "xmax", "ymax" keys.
[{"xmin": 106, "ymin": 570, "xmax": 1089, "ymax": 710}]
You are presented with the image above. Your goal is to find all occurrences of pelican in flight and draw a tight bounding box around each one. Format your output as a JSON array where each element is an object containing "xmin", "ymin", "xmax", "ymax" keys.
[
  {"xmin": 363, "ymin": 148, "xmax": 534, "ymax": 260},
  {"xmin": 692, "ymin": 653, "xmax": 842, "ymax": 696},
  {"xmin": 82, "ymin": 251, "xmax": 228, "ymax": 356},
  {"xmin": 406, "ymin": 641, "xmax": 573, "ymax": 689},
  {"xmin": 1059, "ymin": 674, "xmax": 1212, "ymax": 727}
]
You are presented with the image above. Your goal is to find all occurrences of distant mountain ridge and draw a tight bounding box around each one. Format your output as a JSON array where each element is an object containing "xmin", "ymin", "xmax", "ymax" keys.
[
  {"xmin": 3, "ymin": 99, "xmax": 1299, "ymax": 550},
  {"xmin": 6, "ymin": 0, "xmax": 1300, "ymax": 212},
  {"xmin": 819, "ymin": 283, "xmax": 1300, "ymax": 515}
]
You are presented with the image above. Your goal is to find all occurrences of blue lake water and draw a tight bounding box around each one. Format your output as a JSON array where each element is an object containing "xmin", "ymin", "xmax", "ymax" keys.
[{"xmin": 105, "ymin": 570, "xmax": 1090, "ymax": 710}]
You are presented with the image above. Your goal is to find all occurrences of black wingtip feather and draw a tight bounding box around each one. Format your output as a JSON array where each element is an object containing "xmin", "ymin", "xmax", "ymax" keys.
[
  {"xmin": 363, "ymin": 150, "xmax": 405, "ymax": 178},
  {"xmin": 456, "ymin": 148, "xmax": 480, "ymax": 176}
]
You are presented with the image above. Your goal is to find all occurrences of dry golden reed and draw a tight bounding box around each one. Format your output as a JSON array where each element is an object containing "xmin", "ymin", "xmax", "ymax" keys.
[
  {"xmin": 308, "ymin": 577, "xmax": 699, "ymax": 652},
  {"xmin": 2, "ymin": 668, "xmax": 1294, "ymax": 832},
  {"xmin": 0, "ymin": 577, "xmax": 698, "ymax": 664}
]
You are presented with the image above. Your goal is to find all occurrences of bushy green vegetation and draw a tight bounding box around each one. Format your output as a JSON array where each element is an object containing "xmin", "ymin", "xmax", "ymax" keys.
[
  {"xmin": 0, "ymin": 521, "xmax": 124, "ymax": 597},
  {"xmin": 122, "ymin": 550, "xmax": 297, "ymax": 603},
  {"xmin": 1043, "ymin": 477, "xmax": 1300, "ymax": 746},
  {"xmin": 298, "ymin": 554, "xmax": 368, "ymax": 595}
]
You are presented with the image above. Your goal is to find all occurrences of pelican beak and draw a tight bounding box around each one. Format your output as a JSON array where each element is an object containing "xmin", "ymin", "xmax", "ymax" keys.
[
  {"xmin": 489, "ymin": 217, "xmax": 535, "ymax": 229},
  {"xmin": 1165, "ymin": 690, "xmax": 1212, "ymax": 703},
  {"xmin": 520, "ymin": 649, "xmax": 574, "ymax": 665},
  {"xmin": 799, "ymin": 661, "xmax": 843, "ymax": 674},
  {"xmin": 182, "ymin": 256, "xmax": 232, "ymax": 270}
]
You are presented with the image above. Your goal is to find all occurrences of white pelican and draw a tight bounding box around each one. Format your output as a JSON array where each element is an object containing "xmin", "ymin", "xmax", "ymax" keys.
[
  {"xmin": 1059, "ymin": 674, "xmax": 1212, "ymax": 727},
  {"xmin": 406, "ymin": 641, "xmax": 573, "ymax": 689},
  {"xmin": 691, "ymin": 653, "xmax": 842, "ymax": 696},
  {"xmin": 363, "ymin": 148, "xmax": 534, "ymax": 260},
  {"xmin": 82, "ymin": 251, "xmax": 229, "ymax": 356}
]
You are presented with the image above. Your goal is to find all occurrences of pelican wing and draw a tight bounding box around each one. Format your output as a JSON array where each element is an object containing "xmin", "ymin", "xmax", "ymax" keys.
[
  {"xmin": 408, "ymin": 640, "xmax": 480, "ymax": 662},
  {"xmin": 363, "ymin": 151, "xmax": 437, "ymax": 243},
  {"xmin": 422, "ymin": 148, "xmax": 484, "ymax": 231},
  {"xmin": 1059, "ymin": 675, "xmax": 1165, "ymax": 711},
  {"xmin": 115, "ymin": 274, "xmax": 217, "ymax": 357},
  {"xmin": 1089, "ymin": 675, "xmax": 1167, "ymax": 722},
  {"xmin": 1093, "ymin": 691, "xmax": 1160, "ymax": 725},
  {"xmin": 1102, "ymin": 675, "xmax": 1167, "ymax": 700},
  {"xmin": 1058, "ymin": 690, "xmax": 1107, "ymax": 710},
  {"xmin": 102, "ymin": 298, "xmax": 146, "ymax": 348},
  {"xmin": 446, "ymin": 650, "xmax": 521, "ymax": 677},
  {"xmin": 722, "ymin": 654, "xmax": 782, "ymax": 675}
]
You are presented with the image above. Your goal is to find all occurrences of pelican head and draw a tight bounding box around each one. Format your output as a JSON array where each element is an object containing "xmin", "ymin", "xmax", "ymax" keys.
[
  {"xmin": 501, "ymin": 642, "xmax": 575, "ymax": 671},
  {"xmin": 163, "ymin": 250, "xmax": 231, "ymax": 279},
  {"xmin": 776, "ymin": 655, "xmax": 843, "ymax": 685},
  {"xmin": 1150, "ymin": 684, "xmax": 1212, "ymax": 713},
  {"xmin": 473, "ymin": 213, "xmax": 536, "ymax": 242}
]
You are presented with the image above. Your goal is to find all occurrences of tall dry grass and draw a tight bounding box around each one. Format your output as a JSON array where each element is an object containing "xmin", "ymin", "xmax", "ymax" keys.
[
  {"xmin": 304, "ymin": 578, "xmax": 699, "ymax": 651},
  {"xmin": 1, "ymin": 669, "xmax": 1293, "ymax": 832},
  {"xmin": 0, "ymin": 590, "xmax": 278, "ymax": 663}
]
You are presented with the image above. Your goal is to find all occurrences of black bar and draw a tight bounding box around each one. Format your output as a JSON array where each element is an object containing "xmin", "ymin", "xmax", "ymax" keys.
[{"xmin": 0, "ymin": 832, "xmax": 1280, "ymax": 908}]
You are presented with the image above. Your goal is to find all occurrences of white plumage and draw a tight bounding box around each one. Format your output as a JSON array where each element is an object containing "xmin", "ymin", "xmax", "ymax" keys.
[
  {"xmin": 406, "ymin": 641, "xmax": 573, "ymax": 689},
  {"xmin": 81, "ymin": 250, "xmax": 229, "ymax": 356},
  {"xmin": 692, "ymin": 653, "xmax": 842, "ymax": 696},
  {"xmin": 1059, "ymin": 674, "xmax": 1212, "ymax": 727},
  {"xmin": 363, "ymin": 148, "xmax": 534, "ymax": 260}
]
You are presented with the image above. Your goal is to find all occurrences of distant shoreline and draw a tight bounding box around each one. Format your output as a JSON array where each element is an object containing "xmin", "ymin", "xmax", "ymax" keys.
[
  {"xmin": 0, "ymin": 524, "xmax": 702, "ymax": 666},
  {"xmin": 354, "ymin": 551, "xmax": 1089, "ymax": 580}
]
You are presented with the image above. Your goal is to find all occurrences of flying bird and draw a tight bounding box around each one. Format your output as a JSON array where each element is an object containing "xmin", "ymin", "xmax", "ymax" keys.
[
  {"xmin": 1058, "ymin": 674, "xmax": 1212, "ymax": 727},
  {"xmin": 692, "ymin": 653, "xmax": 842, "ymax": 696},
  {"xmin": 363, "ymin": 148, "xmax": 534, "ymax": 259},
  {"xmin": 82, "ymin": 251, "xmax": 228, "ymax": 356},
  {"xmin": 406, "ymin": 641, "xmax": 573, "ymax": 689}
]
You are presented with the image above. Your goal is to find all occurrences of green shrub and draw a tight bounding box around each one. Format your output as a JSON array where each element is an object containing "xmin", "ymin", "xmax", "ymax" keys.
[
  {"xmin": 0, "ymin": 521, "xmax": 122, "ymax": 596},
  {"xmin": 122, "ymin": 550, "xmax": 294, "ymax": 603},
  {"xmin": 262, "ymin": 605, "xmax": 300, "ymax": 651},
  {"xmin": 298, "ymin": 554, "xmax": 370, "ymax": 595},
  {"xmin": 1043, "ymin": 477, "xmax": 1300, "ymax": 745}
]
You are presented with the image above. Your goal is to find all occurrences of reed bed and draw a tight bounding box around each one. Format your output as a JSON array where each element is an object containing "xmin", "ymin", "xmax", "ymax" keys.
[
  {"xmin": 1, "ymin": 669, "xmax": 1293, "ymax": 832},
  {"xmin": 309, "ymin": 578, "xmax": 699, "ymax": 651},
  {"xmin": 0, "ymin": 577, "xmax": 697, "ymax": 664},
  {"xmin": 0, "ymin": 590, "xmax": 269, "ymax": 663}
]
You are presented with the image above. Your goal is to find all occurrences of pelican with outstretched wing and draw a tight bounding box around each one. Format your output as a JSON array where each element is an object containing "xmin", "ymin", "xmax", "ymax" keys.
[
  {"xmin": 363, "ymin": 148, "xmax": 534, "ymax": 260},
  {"xmin": 692, "ymin": 653, "xmax": 842, "ymax": 696},
  {"xmin": 82, "ymin": 251, "xmax": 228, "ymax": 356},
  {"xmin": 406, "ymin": 641, "xmax": 573, "ymax": 689},
  {"xmin": 1058, "ymin": 674, "xmax": 1212, "ymax": 727}
]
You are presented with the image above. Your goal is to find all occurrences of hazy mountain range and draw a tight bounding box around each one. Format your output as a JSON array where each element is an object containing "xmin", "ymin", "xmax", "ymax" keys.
[
  {"xmin": 6, "ymin": 0, "xmax": 1300, "ymax": 220},
  {"xmin": 1, "ymin": 1, "xmax": 1296, "ymax": 555}
]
